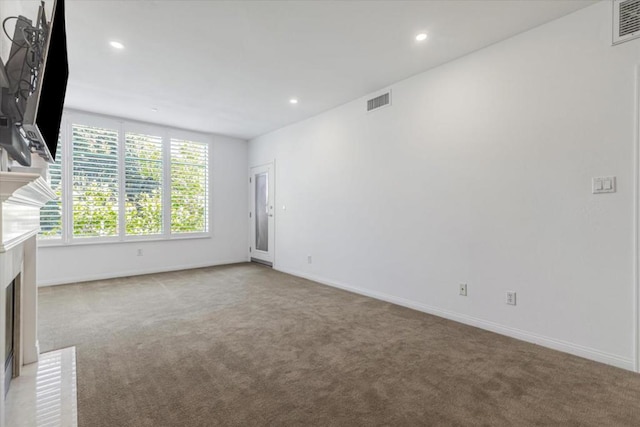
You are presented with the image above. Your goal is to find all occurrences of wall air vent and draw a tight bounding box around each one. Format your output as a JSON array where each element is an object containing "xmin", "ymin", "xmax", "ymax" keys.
[
  {"xmin": 366, "ymin": 91, "xmax": 391, "ymax": 112},
  {"xmin": 614, "ymin": 0, "xmax": 640, "ymax": 45}
]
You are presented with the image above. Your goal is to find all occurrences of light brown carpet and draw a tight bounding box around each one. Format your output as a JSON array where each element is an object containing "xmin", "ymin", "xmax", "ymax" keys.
[{"xmin": 39, "ymin": 263, "xmax": 640, "ymax": 426}]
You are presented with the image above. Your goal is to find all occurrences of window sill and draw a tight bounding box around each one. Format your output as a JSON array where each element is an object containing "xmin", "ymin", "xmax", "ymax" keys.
[{"xmin": 37, "ymin": 233, "xmax": 211, "ymax": 248}]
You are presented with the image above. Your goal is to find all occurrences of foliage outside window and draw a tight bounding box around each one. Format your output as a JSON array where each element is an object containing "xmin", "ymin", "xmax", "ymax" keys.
[
  {"xmin": 39, "ymin": 139, "xmax": 63, "ymax": 238},
  {"xmin": 171, "ymin": 139, "xmax": 208, "ymax": 233},
  {"xmin": 125, "ymin": 133, "xmax": 164, "ymax": 236},
  {"xmin": 72, "ymin": 124, "xmax": 119, "ymax": 237},
  {"xmin": 38, "ymin": 114, "xmax": 210, "ymax": 242}
]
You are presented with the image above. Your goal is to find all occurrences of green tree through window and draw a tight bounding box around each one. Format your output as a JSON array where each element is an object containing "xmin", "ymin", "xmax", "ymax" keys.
[
  {"xmin": 38, "ymin": 118, "xmax": 210, "ymax": 241},
  {"xmin": 125, "ymin": 133, "xmax": 163, "ymax": 235},
  {"xmin": 72, "ymin": 125, "xmax": 119, "ymax": 237},
  {"xmin": 171, "ymin": 139, "xmax": 208, "ymax": 233},
  {"xmin": 39, "ymin": 139, "xmax": 63, "ymax": 237}
]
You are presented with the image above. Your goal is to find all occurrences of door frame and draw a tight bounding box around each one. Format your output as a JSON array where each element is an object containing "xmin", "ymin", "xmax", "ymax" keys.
[
  {"xmin": 249, "ymin": 160, "xmax": 275, "ymax": 267},
  {"xmin": 634, "ymin": 65, "xmax": 640, "ymax": 372}
]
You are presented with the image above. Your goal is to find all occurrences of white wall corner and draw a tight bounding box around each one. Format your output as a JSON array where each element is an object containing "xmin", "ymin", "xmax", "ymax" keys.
[{"xmin": 634, "ymin": 63, "xmax": 640, "ymax": 373}]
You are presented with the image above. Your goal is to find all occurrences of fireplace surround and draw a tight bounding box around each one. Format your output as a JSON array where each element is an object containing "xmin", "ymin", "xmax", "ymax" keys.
[
  {"xmin": 0, "ymin": 171, "xmax": 54, "ymax": 426},
  {"xmin": 4, "ymin": 278, "xmax": 15, "ymax": 396}
]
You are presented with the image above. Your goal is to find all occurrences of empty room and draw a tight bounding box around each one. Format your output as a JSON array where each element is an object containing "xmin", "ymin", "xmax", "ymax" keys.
[{"xmin": 1, "ymin": 0, "xmax": 640, "ymax": 425}]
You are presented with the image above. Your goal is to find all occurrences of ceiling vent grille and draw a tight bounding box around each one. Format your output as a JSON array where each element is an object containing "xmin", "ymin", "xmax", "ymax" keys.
[
  {"xmin": 614, "ymin": 0, "xmax": 640, "ymax": 45},
  {"xmin": 367, "ymin": 91, "xmax": 391, "ymax": 112}
]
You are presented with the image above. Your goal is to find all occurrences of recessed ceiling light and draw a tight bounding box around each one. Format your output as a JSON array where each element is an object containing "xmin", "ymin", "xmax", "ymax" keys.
[
  {"xmin": 415, "ymin": 33, "xmax": 428, "ymax": 42},
  {"xmin": 289, "ymin": 98, "xmax": 298, "ymax": 104},
  {"xmin": 151, "ymin": 108, "xmax": 158, "ymax": 112},
  {"xmin": 109, "ymin": 41, "xmax": 125, "ymax": 49}
]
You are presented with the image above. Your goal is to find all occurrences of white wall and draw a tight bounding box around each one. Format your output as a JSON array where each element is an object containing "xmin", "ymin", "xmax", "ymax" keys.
[
  {"xmin": 38, "ymin": 131, "xmax": 249, "ymax": 285},
  {"xmin": 0, "ymin": 1, "xmax": 49, "ymax": 60},
  {"xmin": 0, "ymin": 0, "xmax": 250, "ymax": 284},
  {"xmin": 249, "ymin": 2, "xmax": 640, "ymax": 370}
]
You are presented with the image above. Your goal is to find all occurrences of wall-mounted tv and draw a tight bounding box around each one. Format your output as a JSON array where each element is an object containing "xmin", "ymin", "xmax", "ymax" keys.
[{"xmin": 0, "ymin": 0, "xmax": 68, "ymax": 166}]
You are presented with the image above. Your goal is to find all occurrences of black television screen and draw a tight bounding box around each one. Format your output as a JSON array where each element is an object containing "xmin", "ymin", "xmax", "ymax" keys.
[{"xmin": 22, "ymin": 0, "xmax": 68, "ymax": 163}]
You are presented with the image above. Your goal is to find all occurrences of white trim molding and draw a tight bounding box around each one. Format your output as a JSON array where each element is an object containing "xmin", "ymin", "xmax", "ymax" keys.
[
  {"xmin": 634, "ymin": 64, "xmax": 640, "ymax": 373},
  {"xmin": 37, "ymin": 259, "xmax": 249, "ymax": 287},
  {"xmin": 0, "ymin": 172, "xmax": 55, "ymax": 252},
  {"xmin": 277, "ymin": 267, "xmax": 635, "ymax": 371},
  {"xmin": 0, "ymin": 172, "xmax": 55, "ymax": 206}
]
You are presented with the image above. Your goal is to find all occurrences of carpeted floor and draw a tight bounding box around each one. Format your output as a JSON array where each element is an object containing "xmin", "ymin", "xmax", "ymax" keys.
[{"xmin": 39, "ymin": 263, "xmax": 640, "ymax": 426}]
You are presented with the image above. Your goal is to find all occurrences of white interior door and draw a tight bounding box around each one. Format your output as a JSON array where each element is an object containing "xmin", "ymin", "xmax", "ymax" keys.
[{"xmin": 249, "ymin": 162, "xmax": 274, "ymax": 265}]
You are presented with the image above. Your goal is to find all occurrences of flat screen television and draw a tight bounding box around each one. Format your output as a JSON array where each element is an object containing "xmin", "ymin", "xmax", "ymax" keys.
[
  {"xmin": 21, "ymin": 0, "xmax": 68, "ymax": 163},
  {"xmin": 0, "ymin": 0, "xmax": 68, "ymax": 165}
]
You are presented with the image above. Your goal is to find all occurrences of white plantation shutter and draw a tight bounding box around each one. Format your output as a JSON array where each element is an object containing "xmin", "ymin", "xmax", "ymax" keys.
[
  {"xmin": 38, "ymin": 114, "xmax": 212, "ymax": 243},
  {"xmin": 71, "ymin": 124, "xmax": 119, "ymax": 238},
  {"xmin": 125, "ymin": 133, "xmax": 163, "ymax": 236},
  {"xmin": 39, "ymin": 139, "xmax": 63, "ymax": 238},
  {"xmin": 170, "ymin": 139, "xmax": 208, "ymax": 233}
]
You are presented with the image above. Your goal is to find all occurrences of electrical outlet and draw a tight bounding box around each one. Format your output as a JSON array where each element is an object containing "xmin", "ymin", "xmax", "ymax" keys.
[
  {"xmin": 137, "ymin": 249, "xmax": 143, "ymax": 256},
  {"xmin": 459, "ymin": 283, "xmax": 467, "ymax": 296},
  {"xmin": 307, "ymin": 255, "xmax": 312, "ymax": 264},
  {"xmin": 592, "ymin": 176, "xmax": 616, "ymax": 194},
  {"xmin": 506, "ymin": 291, "xmax": 516, "ymax": 306}
]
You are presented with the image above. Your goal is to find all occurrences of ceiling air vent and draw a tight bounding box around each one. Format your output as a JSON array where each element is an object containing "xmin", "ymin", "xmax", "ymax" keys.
[
  {"xmin": 614, "ymin": 0, "xmax": 640, "ymax": 45},
  {"xmin": 367, "ymin": 91, "xmax": 391, "ymax": 112}
]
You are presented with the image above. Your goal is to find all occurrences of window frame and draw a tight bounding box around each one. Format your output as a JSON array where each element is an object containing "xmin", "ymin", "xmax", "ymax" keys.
[
  {"xmin": 170, "ymin": 137, "xmax": 210, "ymax": 235},
  {"xmin": 123, "ymin": 123, "xmax": 166, "ymax": 239},
  {"xmin": 38, "ymin": 136, "xmax": 64, "ymax": 240},
  {"xmin": 38, "ymin": 110, "xmax": 213, "ymax": 247}
]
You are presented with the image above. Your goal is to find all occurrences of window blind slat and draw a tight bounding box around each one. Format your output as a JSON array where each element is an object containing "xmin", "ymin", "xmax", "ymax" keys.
[
  {"xmin": 39, "ymin": 138, "xmax": 63, "ymax": 238},
  {"xmin": 71, "ymin": 124, "xmax": 119, "ymax": 238},
  {"xmin": 39, "ymin": 119, "xmax": 210, "ymax": 242},
  {"xmin": 170, "ymin": 139, "xmax": 208, "ymax": 233},
  {"xmin": 125, "ymin": 133, "xmax": 163, "ymax": 236}
]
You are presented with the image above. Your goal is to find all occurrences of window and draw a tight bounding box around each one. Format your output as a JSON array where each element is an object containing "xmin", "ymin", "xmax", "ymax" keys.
[
  {"xmin": 39, "ymin": 139, "xmax": 63, "ymax": 238},
  {"xmin": 72, "ymin": 124, "xmax": 119, "ymax": 238},
  {"xmin": 171, "ymin": 139, "xmax": 208, "ymax": 234},
  {"xmin": 38, "ymin": 113, "xmax": 210, "ymax": 243},
  {"xmin": 125, "ymin": 133, "xmax": 163, "ymax": 236}
]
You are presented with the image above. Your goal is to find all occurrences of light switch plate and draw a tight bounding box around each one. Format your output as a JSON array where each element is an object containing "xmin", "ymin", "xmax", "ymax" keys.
[{"xmin": 592, "ymin": 176, "xmax": 616, "ymax": 194}]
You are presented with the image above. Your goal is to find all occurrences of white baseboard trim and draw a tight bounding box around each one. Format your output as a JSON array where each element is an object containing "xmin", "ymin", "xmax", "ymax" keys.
[
  {"xmin": 276, "ymin": 267, "xmax": 635, "ymax": 371},
  {"xmin": 37, "ymin": 258, "xmax": 249, "ymax": 287},
  {"xmin": 23, "ymin": 340, "xmax": 39, "ymax": 365}
]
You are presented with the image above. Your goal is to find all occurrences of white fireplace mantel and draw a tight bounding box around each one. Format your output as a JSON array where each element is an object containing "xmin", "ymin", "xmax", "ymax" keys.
[
  {"xmin": 0, "ymin": 171, "xmax": 55, "ymax": 205},
  {"xmin": 0, "ymin": 171, "xmax": 55, "ymax": 252},
  {"xmin": 0, "ymin": 170, "xmax": 55, "ymax": 423}
]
